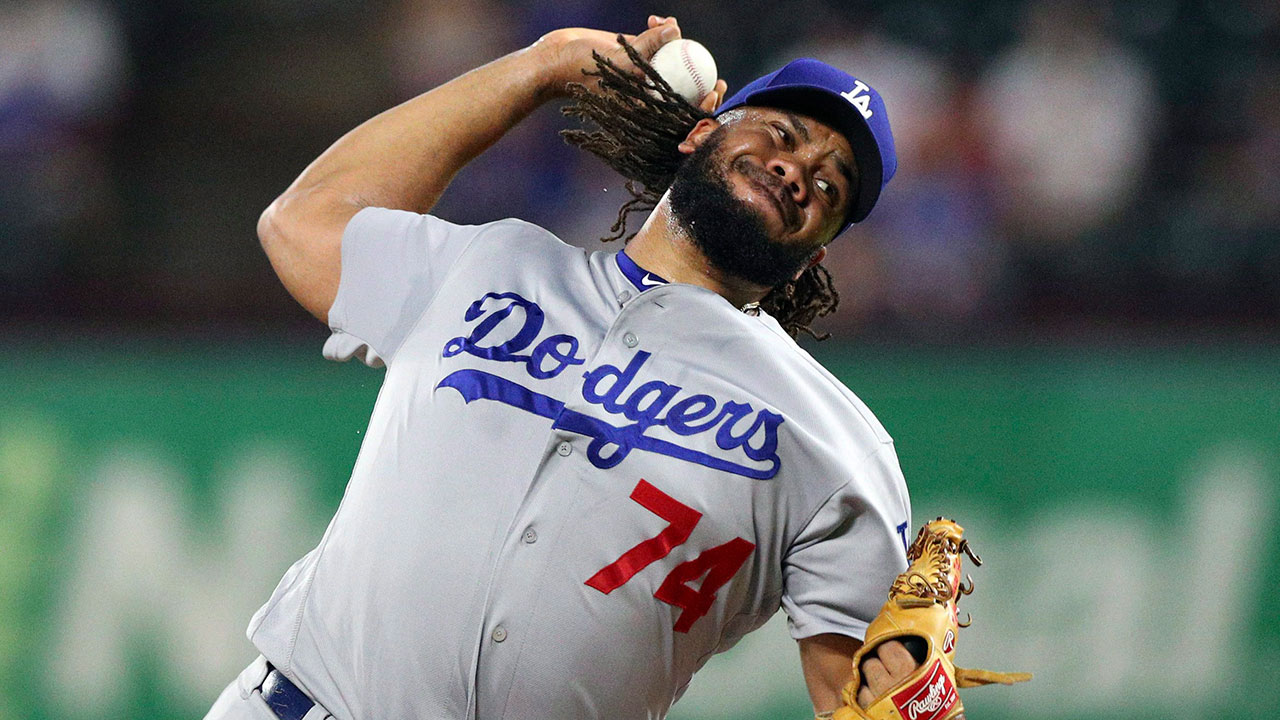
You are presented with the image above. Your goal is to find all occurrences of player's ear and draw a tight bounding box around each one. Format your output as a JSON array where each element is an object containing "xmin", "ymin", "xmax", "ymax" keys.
[
  {"xmin": 792, "ymin": 247, "xmax": 827, "ymax": 281},
  {"xmin": 677, "ymin": 118, "xmax": 721, "ymax": 155}
]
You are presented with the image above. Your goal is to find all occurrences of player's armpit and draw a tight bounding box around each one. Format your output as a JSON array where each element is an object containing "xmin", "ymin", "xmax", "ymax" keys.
[{"xmin": 798, "ymin": 633, "xmax": 863, "ymax": 715}]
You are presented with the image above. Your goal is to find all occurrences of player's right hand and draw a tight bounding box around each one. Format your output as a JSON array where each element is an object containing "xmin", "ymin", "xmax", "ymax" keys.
[
  {"xmin": 533, "ymin": 16, "xmax": 681, "ymax": 97},
  {"xmin": 532, "ymin": 16, "xmax": 726, "ymax": 109}
]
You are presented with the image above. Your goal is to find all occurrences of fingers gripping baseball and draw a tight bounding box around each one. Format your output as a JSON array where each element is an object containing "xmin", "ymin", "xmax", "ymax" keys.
[
  {"xmin": 645, "ymin": 16, "xmax": 727, "ymax": 110},
  {"xmin": 699, "ymin": 78, "xmax": 729, "ymax": 113},
  {"xmin": 536, "ymin": 17, "xmax": 726, "ymax": 108},
  {"xmin": 537, "ymin": 18, "xmax": 677, "ymax": 94},
  {"xmin": 638, "ymin": 15, "xmax": 679, "ymax": 57}
]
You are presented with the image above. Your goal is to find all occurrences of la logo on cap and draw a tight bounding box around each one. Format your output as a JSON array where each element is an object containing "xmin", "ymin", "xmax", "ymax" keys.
[{"xmin": 840, "ymin": 80, "xmax": 873, "ymax": 120}]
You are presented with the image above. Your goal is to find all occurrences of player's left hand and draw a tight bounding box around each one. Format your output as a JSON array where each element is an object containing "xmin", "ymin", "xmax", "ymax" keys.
[
  {"xmin": 853, "ymin": 639, "xmax": 967, "ymax": 718},
  {"xmin": 833, "ymin": 519, "xmax": 1029, "ymax": 720},
  {"xmin": 855, "ymin": 639, "xmax": 919, "ymax": 709}
]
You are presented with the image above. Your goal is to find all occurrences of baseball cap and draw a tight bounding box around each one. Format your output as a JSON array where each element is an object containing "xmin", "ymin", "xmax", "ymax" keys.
[{"xmin": 715, "ymin": 58, "xmax": 897, "ymax": 231}]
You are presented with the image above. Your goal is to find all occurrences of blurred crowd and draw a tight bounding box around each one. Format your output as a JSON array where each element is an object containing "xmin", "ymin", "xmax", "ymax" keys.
[{"xmin": 2, "ymin": 0, "xmax": 1277, "ymax": 341}]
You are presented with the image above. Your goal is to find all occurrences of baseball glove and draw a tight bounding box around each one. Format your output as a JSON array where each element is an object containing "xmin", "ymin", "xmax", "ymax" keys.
[{"xmin": 831, "ymin": 518, "xmax": 1031, "ymax": 720}]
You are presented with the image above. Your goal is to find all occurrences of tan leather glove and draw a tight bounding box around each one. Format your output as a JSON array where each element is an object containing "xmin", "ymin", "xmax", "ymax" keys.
[{"xmin": 832, "ymin": 518, "xmax": 1031, "ymax": 720}]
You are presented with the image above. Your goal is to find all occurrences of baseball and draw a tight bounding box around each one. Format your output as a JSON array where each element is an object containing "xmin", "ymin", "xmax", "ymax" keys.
[{"xmin": 648, "ymin": 39, "xmax": 717, "ymax": 104}]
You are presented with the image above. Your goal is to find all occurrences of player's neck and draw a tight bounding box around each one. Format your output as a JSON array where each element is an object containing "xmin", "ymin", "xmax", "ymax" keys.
[{"xmin": 626, "ymin": 201, "xmax": 770, "ymax": 310}]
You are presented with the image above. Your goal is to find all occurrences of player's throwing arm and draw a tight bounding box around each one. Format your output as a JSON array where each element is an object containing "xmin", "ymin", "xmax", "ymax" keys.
[{"xmin": 257, "ymin": 16, "xmax": 724, "ymax": 324}]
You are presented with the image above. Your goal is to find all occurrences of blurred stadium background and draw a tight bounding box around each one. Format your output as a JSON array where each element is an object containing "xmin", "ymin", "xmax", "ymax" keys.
[{"xmin": 1, "ymin": 0, "xmax": 1277, "ymax": 719}]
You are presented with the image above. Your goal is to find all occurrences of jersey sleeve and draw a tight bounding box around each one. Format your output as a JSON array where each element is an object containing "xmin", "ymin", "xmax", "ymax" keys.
[
  {"xmin": 780, "ymin": 444, "xmax": 911, "ymax": 641},
  {"xmin": 322, "ymin": 207, "xmax": 483, "ymax": 367}
]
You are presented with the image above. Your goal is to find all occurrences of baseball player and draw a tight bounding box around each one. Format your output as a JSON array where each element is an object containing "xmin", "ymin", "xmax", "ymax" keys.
[{"xmin": 205, "ymin": 16, "xmax": 915, "ymax": 720}]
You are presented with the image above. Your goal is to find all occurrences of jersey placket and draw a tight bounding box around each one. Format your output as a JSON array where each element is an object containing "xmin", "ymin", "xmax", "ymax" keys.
[{"xmin": 470, "ymin": 289, "xmax": 674, "ymax": 720}]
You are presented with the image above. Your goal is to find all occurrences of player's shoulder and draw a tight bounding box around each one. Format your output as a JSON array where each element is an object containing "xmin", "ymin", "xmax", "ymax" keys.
[
  {"xmin": 345, "ymin": 208, "xmax": 574, "ymax": 252},
  {"xmin": 472, "ymin": 216, "xmax": 566, "ymax": 242},
  {"xmin": 723, "ymin": 311, "xmax": 906, "ymax": 516},
  {"xmin": 449, "ymin": 216, "xmax": 584, "ymax": 260},
  {"xmin": 744, "ymin": 312, "xmax": 895, "ymax": 447}
]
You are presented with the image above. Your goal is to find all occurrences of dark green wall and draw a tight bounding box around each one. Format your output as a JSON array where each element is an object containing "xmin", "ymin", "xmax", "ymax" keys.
[{"xmin": 3, "ymin": 342, "xmax": 1276, "ymax": 719}]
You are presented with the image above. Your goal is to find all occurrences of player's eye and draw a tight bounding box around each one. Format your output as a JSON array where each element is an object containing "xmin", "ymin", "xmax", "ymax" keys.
[
  {"xmin": 773, "ymin": 124, "xmax": 793, "ymax": 148},
  {"xmin": 815, "ymin": 177, "xmax": 837, "ymax": 202}
]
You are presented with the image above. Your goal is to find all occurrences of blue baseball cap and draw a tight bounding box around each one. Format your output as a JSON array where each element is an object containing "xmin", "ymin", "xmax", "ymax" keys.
[{"xmin": 715, "ymin": 58, "xmax": 897, "ymax": 231}]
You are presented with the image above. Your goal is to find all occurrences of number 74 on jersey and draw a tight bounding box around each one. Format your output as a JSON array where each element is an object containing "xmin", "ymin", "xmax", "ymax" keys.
[{"xmin": 585, "ymin": 479, "xmax": 755, "ymax": 633}]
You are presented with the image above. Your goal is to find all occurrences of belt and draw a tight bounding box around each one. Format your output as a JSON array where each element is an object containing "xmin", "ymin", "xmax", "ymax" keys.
[{"xmin": 260, "ymin": 665, "xmax": 316, "ymax": 720}]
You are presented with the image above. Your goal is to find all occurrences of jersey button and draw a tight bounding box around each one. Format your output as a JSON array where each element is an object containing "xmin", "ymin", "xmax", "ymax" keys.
[
  {"xmin": 492, "ymin": 626, "xmax": 507, "ymax": 643},
  {"xmin": 623, "ymin": 332, "xmax": 638, "ymax": 348},
  {"xmin": 556, "ymin": 442, "xmax": 572, "ymax": 456},
  {"xmin": 617, "ymin": 290, "xmax": 632, "ymax": 304},
  {"xmin": 523, "ymin": 528, "xmax": 538, "ymax": 544}
]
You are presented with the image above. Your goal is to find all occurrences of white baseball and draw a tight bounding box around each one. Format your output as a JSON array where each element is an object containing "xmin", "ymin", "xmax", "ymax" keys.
[{"xmin": 648, "ymin": 39, "xmax": 717, "ymax": 104}]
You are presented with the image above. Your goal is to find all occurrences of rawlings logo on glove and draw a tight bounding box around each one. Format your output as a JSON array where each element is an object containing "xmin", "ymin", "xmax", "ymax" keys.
[
  {"xmin": 832, "ymin": 518, "xmax": 1031, "ymax": 720},
  {"xmin": 893, "ymin": 660, "xmax": 956, "ymax": 720}
]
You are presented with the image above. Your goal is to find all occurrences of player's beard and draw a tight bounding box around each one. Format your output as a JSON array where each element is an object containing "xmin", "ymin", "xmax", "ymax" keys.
[{"xmin": 668, "ymin": 128, "xmax": 819, "ymax": 289}]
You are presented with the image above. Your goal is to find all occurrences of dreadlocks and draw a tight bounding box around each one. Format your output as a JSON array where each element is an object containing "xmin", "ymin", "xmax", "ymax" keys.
[{"xmin": 559, "ymin": 36, "xmax": 840, "ymax": 340}]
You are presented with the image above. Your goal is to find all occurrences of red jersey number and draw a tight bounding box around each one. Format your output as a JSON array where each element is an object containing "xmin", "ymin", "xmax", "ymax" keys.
[{"xmin": 585, "ymin": 479, "xmax": 755, "ymax": 633}]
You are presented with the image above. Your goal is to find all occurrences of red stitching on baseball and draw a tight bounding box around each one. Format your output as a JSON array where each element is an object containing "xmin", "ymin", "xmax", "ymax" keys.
[{"xmin": 679, "ymin": 43, "xmax": 709, "ymax": 99}]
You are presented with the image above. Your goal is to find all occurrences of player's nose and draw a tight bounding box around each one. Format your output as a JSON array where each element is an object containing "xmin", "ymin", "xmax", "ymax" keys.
[{"xmin": 767, "ymin": 156, "xmax": 807, "ymax": 204}]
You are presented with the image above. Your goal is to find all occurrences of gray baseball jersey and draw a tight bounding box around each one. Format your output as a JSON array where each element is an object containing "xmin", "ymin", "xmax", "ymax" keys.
[{"xmin": 246, "ymin": 207, "xmax": 911, "ymax": 720}]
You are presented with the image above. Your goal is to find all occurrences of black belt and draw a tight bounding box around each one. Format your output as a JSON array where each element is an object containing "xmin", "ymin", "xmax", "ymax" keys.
[{"xmin": 260, "ymin": 665, "xmax": 316, "ymax": 720}]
